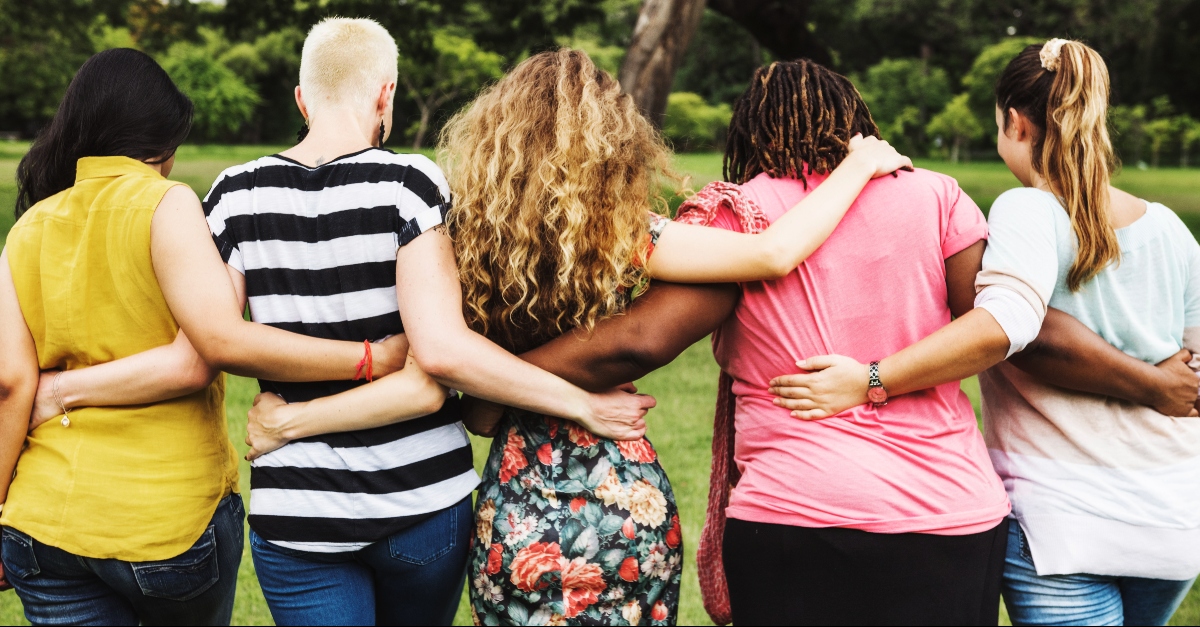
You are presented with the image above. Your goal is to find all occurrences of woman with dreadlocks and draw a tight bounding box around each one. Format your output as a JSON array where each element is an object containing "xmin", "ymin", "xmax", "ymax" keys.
[{"xmin": 438, "ymin": 56, "xmax": 1193, "ymax": 625}]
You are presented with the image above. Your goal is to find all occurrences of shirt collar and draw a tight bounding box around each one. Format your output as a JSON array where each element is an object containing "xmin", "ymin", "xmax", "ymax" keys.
[{"xmin": 75, "ymin": 156, "xmax": 164, "ymax": 184}]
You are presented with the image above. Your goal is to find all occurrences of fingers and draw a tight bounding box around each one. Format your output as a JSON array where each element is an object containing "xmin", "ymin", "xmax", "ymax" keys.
[
  {"xmin": 1190, "ymin": 409, "xmax": 1199, "ymax": 418},
  {"xmin": 774, "ymin": 397, "xmax": 817, "ymax": 411},
  {"xmin": 798, "ymin": 355, "xmax": 837, "ymax": 371},
  {"xmin": 252, "ymin": 393, "xmax": 270, "ymax": 406},
  {"xmin": 637, "ymin": 394, "xmax": 657, "ymax": 410},
  {"xmin": 769, "ymin": 373, "xmax": 812, "ymax": 388},
  {"xmin": 617, "ymin": 382, "xmax": 638, "ymax": 394},
  {"xmin": 791, "ymin": 409, "xmax": 831, "ymax": 421}
]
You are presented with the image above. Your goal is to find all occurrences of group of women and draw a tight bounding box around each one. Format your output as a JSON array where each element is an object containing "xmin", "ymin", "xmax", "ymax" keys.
[{"xmin": 0, "ymin": 14, "xmax": 1194, "ymax": 627}]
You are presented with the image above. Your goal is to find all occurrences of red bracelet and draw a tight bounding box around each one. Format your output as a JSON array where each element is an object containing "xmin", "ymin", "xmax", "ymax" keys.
[{"xmin": 354, "ymin": 340, "xmax": 374, "ymax": 382}]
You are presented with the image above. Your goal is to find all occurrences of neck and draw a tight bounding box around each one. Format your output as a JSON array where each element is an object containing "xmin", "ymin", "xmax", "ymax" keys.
[{"xmin": 285, "ymin": 106, "xmax": 379, "ymax": 167}]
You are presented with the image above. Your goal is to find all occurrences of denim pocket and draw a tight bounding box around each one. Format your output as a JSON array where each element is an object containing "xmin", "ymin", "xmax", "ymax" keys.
[
  {"xmin": 131, "ymin": 525, "xmax": 219, "ymax": 601},
  {"xmin": 389, "ymin": 506, "xmax": 458, "ymax": 565},
  {"xmin": 1, "ymin": 528, "xmax": 40, "ymax": 580}
]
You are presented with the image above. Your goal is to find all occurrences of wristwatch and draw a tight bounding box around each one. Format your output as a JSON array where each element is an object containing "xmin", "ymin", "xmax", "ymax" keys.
[{"xmin": 867, "ymin": 361, "xmax": 889, "ymax": 407}]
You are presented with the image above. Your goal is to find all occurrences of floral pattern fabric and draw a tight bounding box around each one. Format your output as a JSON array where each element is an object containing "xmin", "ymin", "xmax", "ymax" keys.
[{"xmin": 469, "ymin": 413, "xmax": 682, "ymax": 626}]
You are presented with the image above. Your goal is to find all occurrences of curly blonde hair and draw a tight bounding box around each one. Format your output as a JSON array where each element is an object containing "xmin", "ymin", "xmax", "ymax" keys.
[{"xmin": 440, "ymin": 49, "xmax": 678, "ymax": 353}]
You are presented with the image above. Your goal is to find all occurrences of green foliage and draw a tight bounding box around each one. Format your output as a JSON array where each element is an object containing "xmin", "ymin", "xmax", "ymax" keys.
[
  {"xmin": 857, "ymin": 58, "xmax": 952, "ymax": 154},
  {"xmin": 927, "ymin": 93, "xmax": 984, "ymax": 162},
  {"xmin": 962, "ymin": 37, "xmax": 1041, "ymax": 125},
  {"xmin": 159, "ymin": 30, "xmax": 260, "ymax": 142},
  {"xmin": 672, "ymin": 10, "xmax": 768, "ymax": 110},
  {"xmin": 662, "ymin": 92, "xmax": 732, "ymax": 153},
  {"xmin": 399, "ymin": 29, "xmax": 504, "ymax": 149}
]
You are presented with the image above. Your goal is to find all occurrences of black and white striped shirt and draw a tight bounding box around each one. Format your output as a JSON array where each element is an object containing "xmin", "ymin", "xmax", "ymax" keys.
[{"xmin": 203, "ymin": 148, "xmax": 477, "ymax": 553}]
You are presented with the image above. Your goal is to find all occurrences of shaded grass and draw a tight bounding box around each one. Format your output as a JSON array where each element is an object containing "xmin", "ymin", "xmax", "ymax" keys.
[{"xmin": 0, "ymin": 148, "xmax": 1196, "ymax": 625}]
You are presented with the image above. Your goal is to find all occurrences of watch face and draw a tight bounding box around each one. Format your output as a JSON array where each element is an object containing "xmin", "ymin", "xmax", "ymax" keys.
[{"xmin": 867, "ymin": 387, "xmax": 888, "ymax": 404}]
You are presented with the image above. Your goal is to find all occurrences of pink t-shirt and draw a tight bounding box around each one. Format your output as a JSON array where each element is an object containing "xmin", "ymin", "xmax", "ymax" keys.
[{"xmin": 712, "ymin": 170, "xmax": 1010, "ymax": 535}]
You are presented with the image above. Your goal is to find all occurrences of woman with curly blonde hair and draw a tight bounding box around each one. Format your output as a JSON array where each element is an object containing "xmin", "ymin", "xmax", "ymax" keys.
[{"xmin": 438, "ymin": 49, "xmax": 909, "ymax": 625}]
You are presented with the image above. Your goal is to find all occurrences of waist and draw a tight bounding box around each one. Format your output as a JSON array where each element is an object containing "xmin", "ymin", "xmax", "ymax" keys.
[{"xmin": 728, "ymin": 395, "xmax": 1009, "ymax": 534}]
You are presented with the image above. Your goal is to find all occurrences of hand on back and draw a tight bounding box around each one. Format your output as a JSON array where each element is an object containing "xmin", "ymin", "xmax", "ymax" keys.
[
  {"xmin": 581, "ymin": 383, "xmax": 655, "ymax": 441},
  {"xmin": 1152, "ymin": 349, "xmax": 1200, "ymax": 417},
  {"xmin": 845, "ymin": 134, "xmax": 914, "ymax": 180},
  {"xmin": 769, "ymin": 355, "xmax": 870, "ymax": 420}
]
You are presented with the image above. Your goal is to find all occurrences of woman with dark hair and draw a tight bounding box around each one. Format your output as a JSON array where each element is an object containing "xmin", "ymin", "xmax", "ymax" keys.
[
  {"xmin": 0, "ymin": 48, "xmax": 424, "ymax": 625},
  {"xmin": 443, "ymin": 58, "xmax": 1199, "ymax": 626},
  {"xmin": 787, "ymin": 40, "xmax": 1200, "ymax": 625}
]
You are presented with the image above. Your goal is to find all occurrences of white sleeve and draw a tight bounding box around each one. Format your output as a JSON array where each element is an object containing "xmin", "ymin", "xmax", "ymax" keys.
[
  {"xmin": 975, "ymin": 189, "xmax": 1063, "ymax": 356},
  {"xmin": 976, "ymin": 286, "xmax": 1042, "ymax": 357}
]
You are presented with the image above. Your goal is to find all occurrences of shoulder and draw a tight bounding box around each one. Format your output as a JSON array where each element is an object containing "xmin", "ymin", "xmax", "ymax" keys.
[
  {"xmin": 365, "ymin": 150, "xmax": 451, "ymax": 205},
  {"xmin": 1147, "ymin": 202, "xmax": 1200, "ymax": 250},
  {"xmin": 988, "ymin": 187, "xmax": 1063, "ymax": 223},
  {"xmin": 203, "ymin": 156, "xmax": 280, "ymax": 206}
]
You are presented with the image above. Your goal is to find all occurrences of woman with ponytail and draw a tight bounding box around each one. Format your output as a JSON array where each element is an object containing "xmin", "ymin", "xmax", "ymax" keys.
[{"xmin": 775, "ymin": 39, "xmax": 1200, "ymax": 625}]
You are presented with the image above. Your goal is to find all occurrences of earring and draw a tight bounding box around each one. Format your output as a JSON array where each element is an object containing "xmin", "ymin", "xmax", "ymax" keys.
[
  {"xmin": 296, "ymin": 121, "xmax": 309, "ymax": 143},
  {"xmin": 377, "ymin": 121, "xmax": 386, "ymax": 148}
]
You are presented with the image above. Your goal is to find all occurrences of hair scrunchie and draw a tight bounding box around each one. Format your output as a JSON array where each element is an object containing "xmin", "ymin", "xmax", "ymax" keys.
[{"xmin": 1040, "ymin": 38, "xmax": 1069, "ymax": 72}]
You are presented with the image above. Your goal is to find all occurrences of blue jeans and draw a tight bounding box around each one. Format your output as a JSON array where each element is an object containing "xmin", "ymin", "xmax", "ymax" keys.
[
  {"xmin": 250, "ymin": 495, "xmax": 471, "ymax": 626},
  {"xmin": 2, "ymin": 493, "xmax": 244, "ymax": 626},
  {"xmin": 1003, "ymin": 520, "xmax": 1196, "ymax": 626}
]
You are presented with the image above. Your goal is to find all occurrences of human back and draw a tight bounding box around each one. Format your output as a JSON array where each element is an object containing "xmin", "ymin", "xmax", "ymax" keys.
[
  {"xmin": 712, "ymin": 166, "xmax": 1007, "ymax": 532},
  {"xmin": 3, "ymin": 48, "xmax": 236, "ymax": 562}
]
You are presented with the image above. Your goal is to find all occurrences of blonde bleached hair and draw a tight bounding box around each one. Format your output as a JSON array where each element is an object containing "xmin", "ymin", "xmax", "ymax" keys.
[
  {"xmin": 440, "ymin": 49, "xmax": 678, "ymax": 353},
  {"xmin": 299, "ymin": 17, "xmax": 398, "ymax": 116},
  {"xmin": 997, "ymin": 39, "xmax": 1117, "ymax": 291}
]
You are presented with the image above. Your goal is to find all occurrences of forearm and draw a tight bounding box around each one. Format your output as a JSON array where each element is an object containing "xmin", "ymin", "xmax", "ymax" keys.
[
  {"xmin": 879, "ymin": 309, "xmax": 1010, "ymax": 395},
  {"xmin": 1009, "ymin": 308, "xmax": 1160, "ymax": 404},
  {"xmin": 55, "ymin": 332, "xmax": 216, "ymax": 408},
  {"xmin": 418, "ymin": 330, "xmax": 592, "ymax": 421},
  {"xmin": 204, "ymin": 321, "xmax": 369, "ymax": 381},
  {"xmin": 278, "ymin": 367, "xmax": 446, "ymax": 440},
  {"xmin": 519, "ymin": 282, "xmax": 738, "ymax": 391}
]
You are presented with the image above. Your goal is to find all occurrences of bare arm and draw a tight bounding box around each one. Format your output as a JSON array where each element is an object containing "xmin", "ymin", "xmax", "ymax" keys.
[
  {"xmin": 0, "ymin": 251, "xmax": 38, "ymax": 501},
  {"xmin": 464, "ymin": 281, "xmax": 738, "ymax": 436},
  {"xmin": 396, "ymin": 229, "xmax": 656, "ymax": 440},
  {"xmin": 244, "ymin": 353, "xmax": 446, "ymax": 459},
  {"xmin": 648, "ymin": 136, "xmax": 913, "ymax": 282},
  {"xmin": 150, "ymin": 185, "xmax": 407, "ymax": 381},
  {"xmin": 771, "ymin": 239, "xmax": 1198, "ymax": 418},
  {"xmin": 29, "ymin": 330, "xmax": 216, "ymax": 430},
  {"xmin": 1012, "ymin": 313, "xmax": 1197, "ymax": 416}
]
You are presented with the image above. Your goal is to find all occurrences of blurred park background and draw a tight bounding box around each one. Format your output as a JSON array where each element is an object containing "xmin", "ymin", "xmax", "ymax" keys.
[{"xmin": 1, "ymin": 0, "xmax": 1199, "ymax": 624}]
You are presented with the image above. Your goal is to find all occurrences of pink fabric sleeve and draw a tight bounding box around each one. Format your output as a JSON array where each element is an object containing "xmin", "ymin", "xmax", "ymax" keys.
[
  {"xmin": 941, "ymin": 182, "xmax": 989, "ymax": 259},
  {"xmin": 707, "ymin": 204, "xmax": 745, "ymax": 234}
]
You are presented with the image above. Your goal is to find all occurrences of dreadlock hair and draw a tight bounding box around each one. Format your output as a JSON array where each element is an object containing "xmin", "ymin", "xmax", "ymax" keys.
[{"xmin": 724, "ymin": 59, "xmax": 880, "ymax": 187}]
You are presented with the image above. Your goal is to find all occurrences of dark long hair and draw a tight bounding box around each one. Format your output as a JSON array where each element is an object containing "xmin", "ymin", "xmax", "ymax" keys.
[
  {"xmin": 724, "ymin": 60, "xmax": 879, "ymax": 186},
  {"xmin": 15, "ymin": 48, "xmax": 193, "ymax": 218}
]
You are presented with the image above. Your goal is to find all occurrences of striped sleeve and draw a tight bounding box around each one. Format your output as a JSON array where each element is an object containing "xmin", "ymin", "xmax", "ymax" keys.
[
  {"xmin": 392, "ymin": 154, "xmax": 451, "ymax": 246},
  {"xmin": 202, "ymin": 168, "xmax": 246, "ymax": 274}
]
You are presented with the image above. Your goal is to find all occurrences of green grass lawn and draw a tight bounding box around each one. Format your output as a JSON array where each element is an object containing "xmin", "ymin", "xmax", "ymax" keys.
[{"xmin": 0, "ymin": 144, "xmax": 1197, "ymax": 625}]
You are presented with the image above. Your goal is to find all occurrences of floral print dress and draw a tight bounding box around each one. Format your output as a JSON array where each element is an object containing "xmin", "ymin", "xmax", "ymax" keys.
[
  {"xmin": 469, "ymin": 214, "xmax": 681, "ymax": 626},
  {"xmin": 469, "ymin": 416, "xmax": 682, "ymax": 626}
]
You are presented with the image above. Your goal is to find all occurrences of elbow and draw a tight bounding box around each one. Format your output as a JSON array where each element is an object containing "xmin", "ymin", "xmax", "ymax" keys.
[
  {"xmin": 615, "ymin": 336, "xmax": 677, "ymax": 376},
  {"xmin": 0, "ymin": 364, "xmax": 37, "ymax": 404},
  {"xmin": 179, "ymin": 358, "xmax": 219, "ymax": 394},
  {"xmin": 421, "ymin": 383, "xmax": 447, "ymax": 416},
  {"xmin": 759, "ymin": 241, "xmax": 800, "ymax": 280},
  {"xmin": 413, "ymin": 345, "xmax": 467, "ymax": 383}
]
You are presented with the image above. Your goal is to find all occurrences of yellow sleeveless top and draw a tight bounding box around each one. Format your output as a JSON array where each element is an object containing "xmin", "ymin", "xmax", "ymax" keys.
[{"xmin": 1, "ymin": 157, "xmax": 239, "ymax": 561}]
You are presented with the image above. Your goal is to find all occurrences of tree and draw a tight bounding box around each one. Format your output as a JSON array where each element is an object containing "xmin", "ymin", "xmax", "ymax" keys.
[
  {"xmin": 159, "ymin": 31, "xmax": 260, "ymax": 142},
  {"xmin": 856, "ymin": 58, "xmax": 952, "ymax": 154},
  {"xmin": 927, "ymin": 94, "xmax": 983, "ymax": 163},
  {"xmin": 962, "ymin": 37, "xmax": 1041, "ymax": 127},
  {"xmin": 661, "ymin": 92, "xmax": 731, "ymax": 152},
  {"xmin": 617, "ymin": 0, "xmax": 705, "ymax": 126},
  {"xmin": 1110, "ymin": 104, "xmax": 1149, "ymax": 167},
  {"xmin": 398, "ymin": 30, "xmax": 503, "ymax": 149},
  {"xmin": 671, "ymin": 10, "xmax": 769, "ymax": 108},
  {"xmin": 707, "ymin": 0, "xmax": 828, "ymax": 63},
  {"xmin": 1180, "ymin": 116, "xmax": 1200, "ymax": 168}
]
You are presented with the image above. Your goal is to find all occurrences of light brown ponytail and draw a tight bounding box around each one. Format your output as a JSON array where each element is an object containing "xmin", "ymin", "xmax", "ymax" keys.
[{"xmin": 996, "ymin": 40, "xmax": 1119, "ymax": 291}]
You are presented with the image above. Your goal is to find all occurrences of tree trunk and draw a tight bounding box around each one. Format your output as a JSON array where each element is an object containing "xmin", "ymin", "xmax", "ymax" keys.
[
  {"xmin": 950, "ymin": 136, "xmax": 961, "ymax": 164},
  {"xmin": 618, "ymin": 0, "xmax": 706, "ymax": 127},
  {"xmin": 413, "ymin": 105, "xmax": 431, "ymax": 151}
]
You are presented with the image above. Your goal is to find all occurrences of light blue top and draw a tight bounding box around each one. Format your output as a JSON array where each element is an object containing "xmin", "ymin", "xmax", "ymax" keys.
[{"xmin": 983, "ymin": 187, "xmax": 1200, "ymax": 364}]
